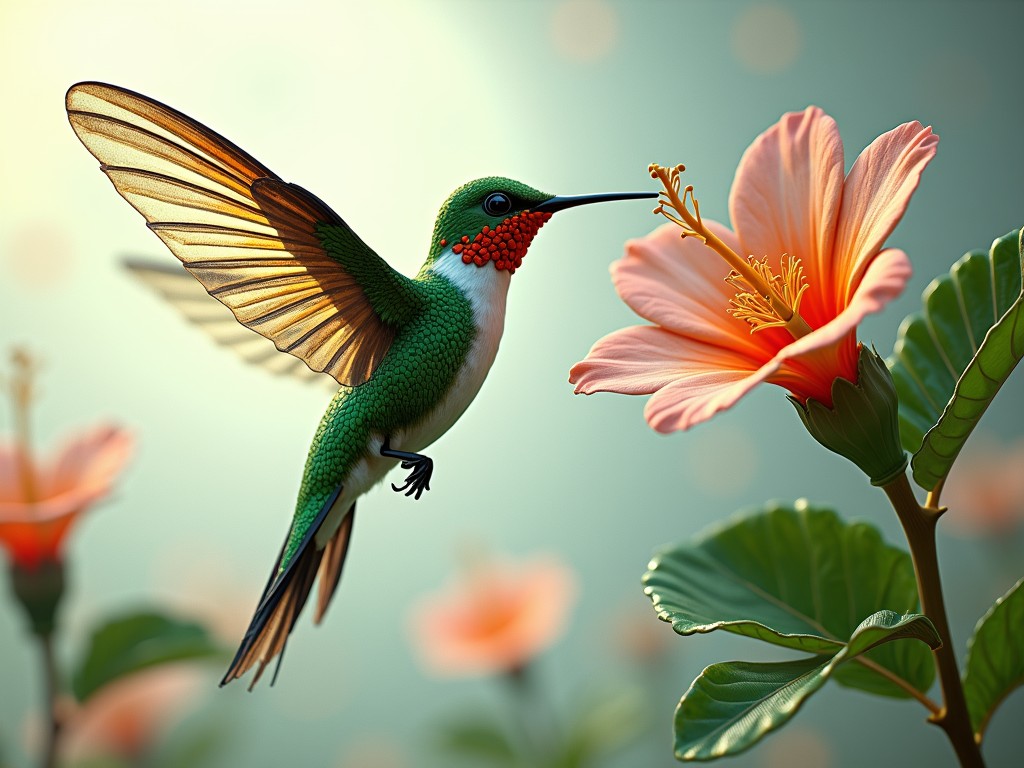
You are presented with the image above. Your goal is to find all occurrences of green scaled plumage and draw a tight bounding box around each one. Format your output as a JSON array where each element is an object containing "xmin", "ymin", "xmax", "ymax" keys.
[{"xmin": 284, "ymin": 268, "xmax": 474, "ymax": 568}]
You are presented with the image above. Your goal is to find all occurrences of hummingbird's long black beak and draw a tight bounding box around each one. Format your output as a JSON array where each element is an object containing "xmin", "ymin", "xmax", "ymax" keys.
[{"xmin": 532, "ymin": 191, "xmax": 658, "ymax": 214}]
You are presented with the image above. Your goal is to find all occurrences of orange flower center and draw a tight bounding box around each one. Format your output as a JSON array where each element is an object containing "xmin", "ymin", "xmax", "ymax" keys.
[{"xmin": 648, "ymin": 163, "xmax": 813, "ymax": 339}]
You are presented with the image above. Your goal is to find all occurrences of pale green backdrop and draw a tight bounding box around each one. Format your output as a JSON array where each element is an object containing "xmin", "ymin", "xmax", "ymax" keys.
[{"xmin": 1, "ymin": 1, "xmax": 1022, "ymax": 766}]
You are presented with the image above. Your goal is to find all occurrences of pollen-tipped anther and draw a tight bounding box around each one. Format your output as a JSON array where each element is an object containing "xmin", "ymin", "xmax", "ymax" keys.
[{"xmin": 648, "ymin": 162, "xmax": 813, "ymax": 340}]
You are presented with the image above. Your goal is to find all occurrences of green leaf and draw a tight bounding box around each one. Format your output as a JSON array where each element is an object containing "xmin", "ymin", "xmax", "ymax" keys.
[
  {"xmin": 674, "ymin": 611, "xmax": 939, "ymax": 761},
  {"xmin": 66, "ymin": 758, "xmax": 131, "ymax": 768},
  {"xmin": 559, "ymin": 685, "xmax": 648, "ymax": 767},
  {"xmin": 642, "ymin": 501, "xmax": 934, "ymax": 697},
  {"xmin": 155, "ymin": 713, "xmax": 232, "ymax": 768},
  {"xmin": 72, "ymin": 610, "xmax": 227, "ymax": 702},
  {"xmin": 435, "ymin": 715, "xmax": 519, "ymax": 766},
  {"xmin": 962, "ymin": 577, "xmax": 1024, "ymax": 741},
  {"xmin": 888, "ymin": 229, "xmax": 1024, "ymax": 491}
]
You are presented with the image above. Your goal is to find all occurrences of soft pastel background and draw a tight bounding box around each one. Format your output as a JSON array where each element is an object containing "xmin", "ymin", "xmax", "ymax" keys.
[{"xmin": 2, "ymin": 0, "xmax": 1023, "ymax": 766}]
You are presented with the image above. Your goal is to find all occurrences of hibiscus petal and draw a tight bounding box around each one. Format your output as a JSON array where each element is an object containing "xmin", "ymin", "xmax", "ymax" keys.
[
  {"xmin": 776, "ymin": 248, "xmax": 912, "ymax": 360},
  {"xmin": 730, "ymin": 106, "xmax": 845, "ymax": 328},
  {"xmin": 643, "ymin": 354, "xmax": 780, "ymax": 433},
  {"xmin": 611, "ymin": 222, "xmax": 774, "ymax": 361},
  {"xmin": 0, "ymin": 444, "xmax": 33, "ymax": 504},
  {"xmin": 834, "ymin": 121, "xmax": 938, "ymax": 307},
  {"xmin": 570, "ymin": 326, "xmax": 703, "ymax": 396},
  {"xmin": 756, "ymin": 247, "xmax": 912, "ymax": 403},
  {"xmin": 46, "ymin": 426, "xmax": 133, "ymax": 498}
]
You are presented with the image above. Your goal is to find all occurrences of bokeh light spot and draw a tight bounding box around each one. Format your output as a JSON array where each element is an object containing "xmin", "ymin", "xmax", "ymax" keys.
[
  {"xmin": 731, "ymin": 3, "xmax": 801, "ymax": 74},
  {"xmin": 5, "ymin": 221, "xmax": 74, "ymax": 291},
  {"xmin": 550, "ymin": 0, "xmax": 619, "ymax": 62}
]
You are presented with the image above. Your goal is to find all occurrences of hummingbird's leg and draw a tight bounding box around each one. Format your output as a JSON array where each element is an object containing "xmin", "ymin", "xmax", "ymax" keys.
[{"xmin": 380, "ymin": 437, "xmax": 433, "ymax": 500}]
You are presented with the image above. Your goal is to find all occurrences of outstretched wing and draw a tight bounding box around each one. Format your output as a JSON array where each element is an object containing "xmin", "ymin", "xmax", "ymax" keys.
[
  {"xmin": 124, "ymin": 259, "xmax": 333, "ymax": 386},
  {"xmin": 66, "ymin": 82, "xmax": 422, "ymax": 386}
]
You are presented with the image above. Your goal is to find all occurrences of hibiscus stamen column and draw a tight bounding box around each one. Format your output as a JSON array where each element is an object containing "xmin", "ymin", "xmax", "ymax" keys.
[
  {"xmin": 8, "ymin": 349, "xmax": 40, "ymax": 504},
  {"xmin": 649, "ymin": 163, "xmax": 813, "ymax": 340}
]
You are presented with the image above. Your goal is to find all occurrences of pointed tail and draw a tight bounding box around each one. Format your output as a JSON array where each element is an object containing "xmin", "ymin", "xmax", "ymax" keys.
[{"xmin": 221, "ymin": 487, "xmax": 356, "ymax": 688}]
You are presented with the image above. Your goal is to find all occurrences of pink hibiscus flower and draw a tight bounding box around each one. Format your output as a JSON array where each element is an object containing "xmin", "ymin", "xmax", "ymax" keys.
[
  {"xmin": 409, "ymin": 553, "xmax": 576, "ymax": 677},
  {"xmin": 942, "ymin": 436, "xmax": 1024, "ymax": 536},
  {"xmin": 570, "ymin": 107, "xmax": 938, "ymax": 433},
  {"xmin": 59, "ymin": 665, "xmax": 206, "ymax": 763},
  {"xmin": 0, "ymin": 350, "xmax": 133, "ymax": 570},
  {"xmin": 0, "ymin": 426, "xmax": 133, "ymax": 570}
]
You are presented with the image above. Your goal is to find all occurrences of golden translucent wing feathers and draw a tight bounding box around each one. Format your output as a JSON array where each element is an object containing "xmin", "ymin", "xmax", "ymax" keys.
[
  {"xmin": 124, "ymin": 260, "xmax": 333, "ymax": 385},
  {"xmin": 66, "ymin": 82, "xmax": 416, "ymax": 386}
]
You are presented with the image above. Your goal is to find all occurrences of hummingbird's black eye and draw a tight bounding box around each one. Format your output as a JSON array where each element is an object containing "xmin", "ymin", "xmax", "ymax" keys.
[{"xmin": 483, "ymin": 192, "xmax": 513, "ymax": 217}]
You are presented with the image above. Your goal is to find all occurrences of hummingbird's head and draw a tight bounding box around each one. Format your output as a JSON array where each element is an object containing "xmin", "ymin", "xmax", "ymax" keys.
[
  {"xmin": 427, "ymin": 177, "xmax": 552, "ymax": 275},
  {"xmin": 426, "ymin": 177, "xmax": 657, "ymax": 275}
]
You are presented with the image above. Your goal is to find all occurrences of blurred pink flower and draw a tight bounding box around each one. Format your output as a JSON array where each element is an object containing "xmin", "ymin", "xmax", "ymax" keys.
[
  {"xmin": 410, "ymin": 554, "xmax": 577, "ymax": 676},
  {"xmin": 570, "ymin": 108, "xmax": 937, "ymax": 432},
  {"xmin": 0, "ymin": 425, "xmax": 133, "ymax": 570},
  {"xmin": 60, "ymin": 665, "xmax": 206, "ymax": 762},
  {"xmin": 942, "ymin": 437, "xmax": 1024, "ymax": 536}
]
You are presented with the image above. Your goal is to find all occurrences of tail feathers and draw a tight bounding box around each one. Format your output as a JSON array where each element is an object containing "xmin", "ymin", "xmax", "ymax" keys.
[
  {"xmin": 221, "ymin": 485, "xmax": 354, "ymax": 689},
  {"xmin": 236, "ymin": 542, "xmax": 323, "ymax": 689},
  {"xmin": 314, "ymin": 505, "xmax": 356, "ymax": 624}
]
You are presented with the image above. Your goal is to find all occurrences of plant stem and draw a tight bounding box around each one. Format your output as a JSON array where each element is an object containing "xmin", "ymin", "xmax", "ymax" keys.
[
  {"xmin": 506, "ymin": 663, "xmax": 559, "ymax": 765},
  {"xmin": 37, "ymin": 632, "xmax": 61, "ymax": 768},
  {"xmin": 882, "ymin": 473, "xmax": 984, "ymax": 768}
]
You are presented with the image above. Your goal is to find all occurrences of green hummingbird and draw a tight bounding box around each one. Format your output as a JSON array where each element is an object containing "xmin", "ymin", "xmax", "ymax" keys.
[{"xmin": 65, "ymin": 82, "xmax": 654, "ymax": 688}]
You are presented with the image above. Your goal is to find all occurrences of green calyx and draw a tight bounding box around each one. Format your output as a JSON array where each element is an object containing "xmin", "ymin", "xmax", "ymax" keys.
[
  {"xmin": 789, "ymin": 346, "xmax": 908, "ymax": 486},
  {"xmin": 9, "ymin": 558, "xmax": 65, "ymax": 637}
]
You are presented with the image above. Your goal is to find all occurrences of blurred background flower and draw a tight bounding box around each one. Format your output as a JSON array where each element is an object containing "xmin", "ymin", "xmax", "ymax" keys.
[
  {"xmin": 409, "ymin": 550, "xmax": 653, "ymax": 767},
  {"xmin": 0, "ymin": 350, "xmax": 231, "ymax": 768},
  {"xmin": 942, "ymin": 435, "xmax": 1024, "ymax": 537},
  {"xmin": 410, "ymin": 551, "xmax": 576, "ymax": 677},
  {"xmin": 59, "ymin": 664, "xmax": 206, "ymax": 765},
  {"xmin": 0, "ymin": 423, "xmax": 133, "ymax": 572},
  {"xmin": 1, "ymin": 349, "xmax": 133, "ymax": 639}
]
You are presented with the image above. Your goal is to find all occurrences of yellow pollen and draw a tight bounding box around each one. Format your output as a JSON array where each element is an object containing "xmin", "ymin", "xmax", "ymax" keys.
[
  {"xmin": 648, "ymin": 163, "xmax": 812, "ymax": 339},
  {"xmin": 726, "ymin": 254, "xmax": 809, "ymax": 332}
]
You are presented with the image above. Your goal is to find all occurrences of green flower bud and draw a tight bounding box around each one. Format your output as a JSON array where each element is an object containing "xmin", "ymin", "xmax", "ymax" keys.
[{"xmin": 790, "ymin": 345, "xmax": 908, "ymax": 486}]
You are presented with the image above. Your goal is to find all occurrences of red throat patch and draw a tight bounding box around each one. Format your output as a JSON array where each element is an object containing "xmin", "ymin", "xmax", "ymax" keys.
[{"xmin": 452, "ymin": 211, "xmax": 553, "ymax": 274}]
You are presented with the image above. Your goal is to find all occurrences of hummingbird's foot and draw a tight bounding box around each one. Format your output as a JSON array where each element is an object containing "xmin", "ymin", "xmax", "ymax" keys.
[{"xmin": 380, "ymin": 438, "xmax": 433, "ymax": 501}]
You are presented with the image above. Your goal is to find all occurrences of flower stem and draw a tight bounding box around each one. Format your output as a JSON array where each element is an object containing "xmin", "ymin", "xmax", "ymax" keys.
[
  {"xmin": 505, "ymin": 663, "xmax": 558, "ymax": 764},
  {"xmin": 37, "ymin": 632, "xmax": 61, "ymax": 768},
  {"xmin": 881, "ymin": 473, "xmax": 984, "ymax": 767}
]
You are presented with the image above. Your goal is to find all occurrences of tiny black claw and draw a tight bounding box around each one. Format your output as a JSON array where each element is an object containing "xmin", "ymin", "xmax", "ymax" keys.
[{"xmin": 381, "ymin": 438, "xmax": 433, "ymax": 501}]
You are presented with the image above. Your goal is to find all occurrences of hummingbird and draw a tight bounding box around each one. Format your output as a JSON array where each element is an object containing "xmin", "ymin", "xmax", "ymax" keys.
[{"xmin": 65, "ymin": 82, "xmax": 655, "ymax": 688}]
